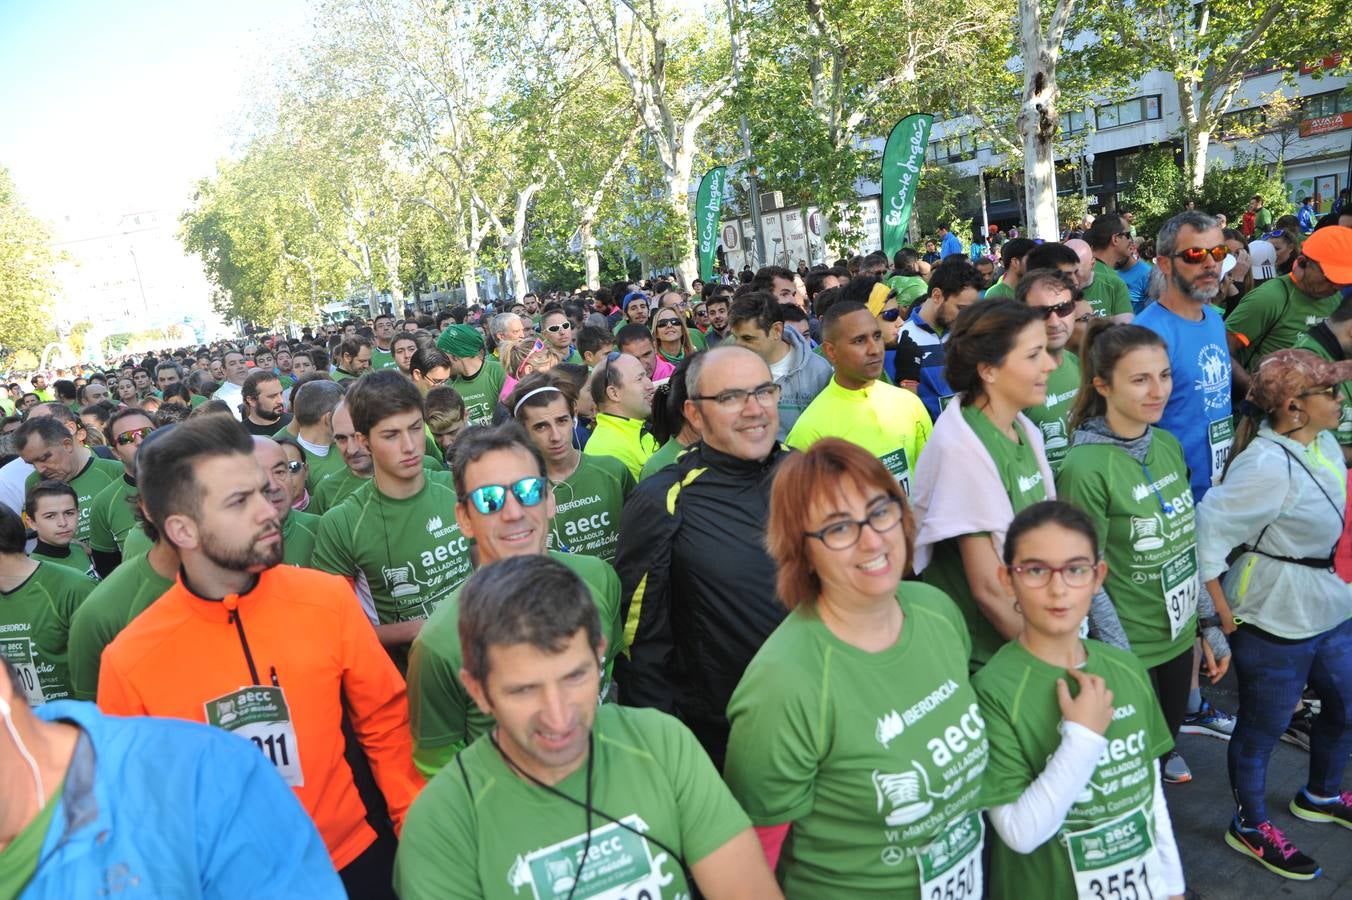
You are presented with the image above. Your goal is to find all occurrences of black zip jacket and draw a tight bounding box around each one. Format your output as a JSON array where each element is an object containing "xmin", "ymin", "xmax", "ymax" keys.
[{"xmin": 613, "ymin": 440, "xmax": 790, "ymax": 768}]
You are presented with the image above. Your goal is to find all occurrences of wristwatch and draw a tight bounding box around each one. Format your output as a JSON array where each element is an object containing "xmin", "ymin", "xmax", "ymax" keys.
[{"xmin": 1197, "ymin": 615, "xmax": 1222, "ymax": 630}]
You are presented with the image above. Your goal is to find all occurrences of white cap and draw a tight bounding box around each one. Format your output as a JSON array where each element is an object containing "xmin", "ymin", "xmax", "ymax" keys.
[{"xmin": 1248, "ymin": 240, "xmax": 1277, "ymax": 281}]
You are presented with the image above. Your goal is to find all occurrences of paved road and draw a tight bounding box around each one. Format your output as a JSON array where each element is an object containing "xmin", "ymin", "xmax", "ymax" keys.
[{"xmin": 1167, "ymin": 674, "xmax": 1351, "ymax": 898}]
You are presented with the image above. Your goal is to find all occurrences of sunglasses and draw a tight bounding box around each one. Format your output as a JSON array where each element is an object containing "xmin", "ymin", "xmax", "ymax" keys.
[
  {"xmin": 654, "ymin": 318, "xmax": 682, "ymax": 328},
  {"xmin": 466, "ymin": 476, "xmax": 546, "ymax": 515},
  {"xmin": 1171, "ymin": 245, "xmax": 1229, "ymax": 264},
  {"xmin": 880, "ymin": 308, "xmax": 902, "ymax": 322},
  {"xmin": 114, "ymin": 426, "xmax": 153, "ymax": 446},
  {"xmin": 1035, "ymin": 299, "xmax": 1078, "ymax": 320},
  {"xmin": 544, "ymin": 322, "xmax": 572, "ymax": 333}
]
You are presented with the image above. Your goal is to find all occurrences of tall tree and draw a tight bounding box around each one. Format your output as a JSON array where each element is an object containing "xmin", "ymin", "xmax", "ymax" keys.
[
  {"xmin": 1083, "ymin": 0, "xmax": 1345, "ymax": 188},
  {"xmin": 0, "ymin": 166, "xmax": 57, "ymax": 365},
  {"xmin": 581, "ymin": 0, "xmax": 737, "ymax": 287}
]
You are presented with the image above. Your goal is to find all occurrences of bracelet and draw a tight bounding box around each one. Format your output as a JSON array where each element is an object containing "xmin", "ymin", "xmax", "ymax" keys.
[{"xmin": 1197, "ymin": 615, "xmax": 1222, "ymax": 630}]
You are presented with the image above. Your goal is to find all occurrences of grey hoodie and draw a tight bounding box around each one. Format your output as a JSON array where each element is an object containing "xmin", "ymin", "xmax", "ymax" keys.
[{"xmin": 773, "ymin": 324, "xmax": 834, "ymax": 440}]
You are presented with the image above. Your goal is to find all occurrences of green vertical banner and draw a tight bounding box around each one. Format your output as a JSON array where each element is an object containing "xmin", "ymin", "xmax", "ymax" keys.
[
  {"xmin": 881, "ymin": 114, "xmax": 934, "ymax": 257},
  {"xmin": 696, "ymin": 166, "xmax": 727, "ymax": 282}
]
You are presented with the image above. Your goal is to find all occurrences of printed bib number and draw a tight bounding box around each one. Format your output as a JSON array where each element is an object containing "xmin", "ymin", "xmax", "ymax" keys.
[
  {"xmin": 919, "ymin": 813, "xmax": 984, "ymax": 900},
  {"xmin": 1207, "ymin": 418, "xmax": 1234, "ymax": 484},
  {"xmin": 1064, "ymin": 806, "xmax": 1166, "ymax": 900},
  {"xmin": 0, "ymin": 638, "xmax": 46, "ymax": 706},
  {"xmin": 1160, "ymin": 548, "xmax": 1199, "ymax": 642},
  {"xmin": 880, "ymin": 448, "xmax": 912, "ymax": 494},
  {"xmin": 205, "ymin": 686, "xmax": 304, "ymax": 787}
]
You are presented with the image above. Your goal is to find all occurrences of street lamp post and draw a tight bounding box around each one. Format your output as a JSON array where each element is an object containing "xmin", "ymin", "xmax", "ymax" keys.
[{"xmin": 726, "ymin": 0, "xmax": 766, "ymax": 270}]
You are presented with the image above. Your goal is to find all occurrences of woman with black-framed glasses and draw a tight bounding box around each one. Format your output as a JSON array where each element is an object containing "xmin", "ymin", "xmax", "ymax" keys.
[{"xmin": 726, "ymin": 439, "xmax": 989, "ymax": 898}]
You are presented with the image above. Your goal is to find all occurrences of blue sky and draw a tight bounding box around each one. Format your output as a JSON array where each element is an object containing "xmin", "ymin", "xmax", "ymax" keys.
[{"xmin": 0, "ymin": 0, "xmax": 310, "ymax": 222}]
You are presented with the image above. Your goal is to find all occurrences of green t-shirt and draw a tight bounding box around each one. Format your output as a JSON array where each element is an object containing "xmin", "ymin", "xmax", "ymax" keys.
[
  {"xmin": 0, "ymin": 775, "xmax": 64, "ymax": 897},
  {"xmin": 1083, "ymin": 261, "xmax": 1132, "ymax": 318},
  {"xmin": 29, "ymin": 543, "xmax": 98, "ymax": 582},
  {"xmin": 407, "ymin": 550, "xmax": 622, "ymax": 777},
  {"xmin": 66, "ymin": 551, "xmax": 176, "ymax": 701},
  {"xmin": 1254, "ymin": 207, "xmax": 1273, "ymax": 231},
  {"xmin": 394, "ymin": 705, "xmax": 751, "ymax": 900},
  {"xmin": 726, "ymin": 583, "xmax": 987, "ymax": 897},
  {"xmin": 548, "ymin": 454, "xmax": 634, "ymax": 563},
  {"xmin": 283, "ymin": 509, "xmax": 320, "ymax": 568},
  {"xmin": 1056, "ymin": 428, "xmax": 1198, "ymax": 667},
  {"xmin": 86, "ymin": 473, "xmax": 138, "ymax": 554},
  {"xmin": 1227, "ymin": 275, "xmax": 1341, "ymax": 369},
  {"xmin": 638, "ymin": 437, "xmax": 686, "ymax": 481},
  {"xmin": 1023, "ymin": 351, "xmax": 1080, "ymax": 470},
  {"xmin": 451, "ymin": 358, "xmax": 507, "ymax": 426},
  {"xmin": 973, "ymin": 640, "xmax": 1172, "ymax": 900},
  {"xmin": 0, "ymin": 561, "xmax": 96, "ymax": 705},
  {"xmin": 300, "ymin": 442, "xmax": 348, "ymax": 493},
  {"xmin": 372, "ymin": 346, "xmax": 398, "ymax": 370},
  {"xmin": 983, "ymin": 279, "xmax": 1015, "ymax": 301},
  {"xmin": 922, "ymin": 404, "xmax": 1049, "ymax": 670},
  {"xmin": 1292, "ymin": 330, "xmax": 1352, "ymax": 445},
  {"xmin": 312, "ymin": 477, "xmax": 472, "ymax": 626},
  {"xmin": 786, "ymin": 378, "xmax": 933, "ymax": 493},
  {"xmin": 121, "ymin": 523, "xmax": 153, "ymax": 559},
  {"xmin": 309, "ymin": 467, "xmax": 366, "ymax": 516},
  {"xmin": 25, "ymin": 455, "xmax": 123, "ymax": 545}
]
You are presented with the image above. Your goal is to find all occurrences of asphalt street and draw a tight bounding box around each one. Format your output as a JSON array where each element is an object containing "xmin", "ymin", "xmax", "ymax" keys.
[{"xmin": 1167, "ymin": 673, "xmax": 1352, "ymax": 899}]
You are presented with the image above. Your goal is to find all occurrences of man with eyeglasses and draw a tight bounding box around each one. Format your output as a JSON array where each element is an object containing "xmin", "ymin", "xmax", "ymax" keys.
[
  {"xmin": 1015, "ymin": 270, "xmax": 1083, "ymax": 471},
  {"xmin": 540, "ymin": 306, "xmax": 583, "ymax": 364},
  {"xmin": 1225, "ymin": 225, "xmax": 1352, "ymax": 389},
  {"xmin": 788, "ymin": 300, "xmax": 932, "ymax": 491},
  {"xmin": 406, "ymin": 425, "xmax": 622, "ymax": 777},
  {"xmin": 85, "ymin": 407, "xmax": 154, "ymax": 574},
  {"xmin": 253, "ymin": 436, "xmax": 320, "ymax": 568},
  {"xmin": 895, "ymin": 255, "xmax": 984, "ymax": 419},
  {"xmin": 614, "ymin": 346, "xmax": 791, "ymax": 767},
  {"xmin": 582, "ymin": 352, "xmax": 658, "ymax": 480},
  {"xmin": 312, "ymin": 372, "xmax": 472, "ymax": 659},
  {"xmin": 1135, "ymin": 210, "xmax": 1233, "ymax": 501},
  {"xmin": 1082, "ymin": 215, "xmax": 1135, "ymax": 324},
  {"xmin": 371, "ymin": 313, "xmax": 400, "ymax": 370}
]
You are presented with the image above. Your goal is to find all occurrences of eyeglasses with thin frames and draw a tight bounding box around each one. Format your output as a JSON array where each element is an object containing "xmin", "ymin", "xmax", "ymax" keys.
[
  {"xmin": 1008, "ymin": 562, "xmax": 1097, "ymax": 588},
  {"xmin": 688, "ymin": 381, "xmax": 782, "ymax": 410}
]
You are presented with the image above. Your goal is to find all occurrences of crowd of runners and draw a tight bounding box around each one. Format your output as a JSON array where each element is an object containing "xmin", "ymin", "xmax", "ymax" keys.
[{"xmin": 2, "ymin": 205, "xmax": 1352, "ymax": 898}]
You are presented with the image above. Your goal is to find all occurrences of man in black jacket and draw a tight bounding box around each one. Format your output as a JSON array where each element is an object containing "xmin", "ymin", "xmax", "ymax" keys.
[{"xmin": 614, "ymin": 346, "xmax": 790, "ymax": 767}]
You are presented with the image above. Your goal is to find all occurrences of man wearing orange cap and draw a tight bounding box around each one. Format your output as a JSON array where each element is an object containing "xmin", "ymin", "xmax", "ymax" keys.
[{"xmin": 1227, "ymin": 226, "xmax": 1352, "ymax": 392}]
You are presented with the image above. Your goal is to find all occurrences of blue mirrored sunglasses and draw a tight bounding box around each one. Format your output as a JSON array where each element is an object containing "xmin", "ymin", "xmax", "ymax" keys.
[{"xmin": 467, "ymin": 476, "xmax": 546, "ymax": 515}]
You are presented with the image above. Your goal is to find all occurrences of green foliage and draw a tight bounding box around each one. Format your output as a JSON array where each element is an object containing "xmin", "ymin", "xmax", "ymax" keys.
[
  {"xmin": 915, "ymin": 165, "xmax": 970, "ymax": 239},
  {"xmin": 1195, "ymin": 153, "xmax": 1291, "ymax": 225},
  {"xmin": 1122, "ymin": 147, "xmax": 1292, "ymax": 236},
  {"xmin": 1120, "ymin": 148, "xmax": 1185, "ymax": 237},
  {"xmin": 0, "ymin": 166, "xmax": 57, "ymax": 367}
]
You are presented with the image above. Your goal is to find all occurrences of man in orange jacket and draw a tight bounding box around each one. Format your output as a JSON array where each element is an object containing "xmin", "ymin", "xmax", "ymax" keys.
[{"xmin": 96, "ymin": 414, "xmax": 423, "ymax": 898}]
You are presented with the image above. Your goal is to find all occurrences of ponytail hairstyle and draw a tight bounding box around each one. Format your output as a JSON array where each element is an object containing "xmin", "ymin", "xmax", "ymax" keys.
[
  {"xmin": 943, "ymin": 299, "xmax": 1043, "ymax": 406},
  {"xmin": 1069, "ymin": 321, "xmax": 1167, "ymax": 431}
]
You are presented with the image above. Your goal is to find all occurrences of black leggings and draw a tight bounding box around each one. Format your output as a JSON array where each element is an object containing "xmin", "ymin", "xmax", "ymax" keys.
[{"xmin": 1147, "ymin": 645, "xmax": 1195, "ymax": 750}]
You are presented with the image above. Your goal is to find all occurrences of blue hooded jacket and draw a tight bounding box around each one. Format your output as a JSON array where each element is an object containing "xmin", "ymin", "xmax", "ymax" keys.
[{"xmin": 20, "ymin": 700, "xmax": 342, "ymax": 899}]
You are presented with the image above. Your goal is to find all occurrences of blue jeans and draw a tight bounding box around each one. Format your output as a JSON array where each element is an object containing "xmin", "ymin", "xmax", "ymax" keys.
[{"xmin": 1228, "ymin": 618, "xmax": 1352, "ymax": 825}]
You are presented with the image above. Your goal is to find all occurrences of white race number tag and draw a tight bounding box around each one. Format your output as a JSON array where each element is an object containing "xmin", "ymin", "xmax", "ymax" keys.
[
  {"xmin": 919, "ymin": 813, "xmax": 984, "ymax": 900},
  {"xmin": 1207, "ymin": 418, "xmax": 1234, "ymax": 485},
  {"xmin": 1064, "ymin": 805, "xmax": 1166, "ymax": 900},
  {"xmin": 205, "ymin": 685, "xmax": 304, "ymax": 787},
  {"xmin": 1160, "ymin": 548, "xmax": 1199, "ymax": 642}
]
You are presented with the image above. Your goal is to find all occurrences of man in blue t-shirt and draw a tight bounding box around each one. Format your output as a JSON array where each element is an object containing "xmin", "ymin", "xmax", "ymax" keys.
[
  {"xmin": 938, "ymin": 224, "xmax": 964, "ymax": 259},
  {"xmin": 1135, "ymin": 211, "xmax": 1232, "ymax": 500}
]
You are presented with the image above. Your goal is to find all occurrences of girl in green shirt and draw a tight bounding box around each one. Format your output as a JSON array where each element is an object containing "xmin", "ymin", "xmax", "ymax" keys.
[
  {"xmin": 975, "ymin": 500, "xmax": 1185, "ymax": 900},
  {"xmin": 1057, "ymin": 321, "xmax": 1231, "ymax": 783}
]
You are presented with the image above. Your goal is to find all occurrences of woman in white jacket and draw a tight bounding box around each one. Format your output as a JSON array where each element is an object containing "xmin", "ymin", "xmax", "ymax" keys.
[{"xmin": 1197, "ymin": 348, "xmax": 1352, "ymax": 882}]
